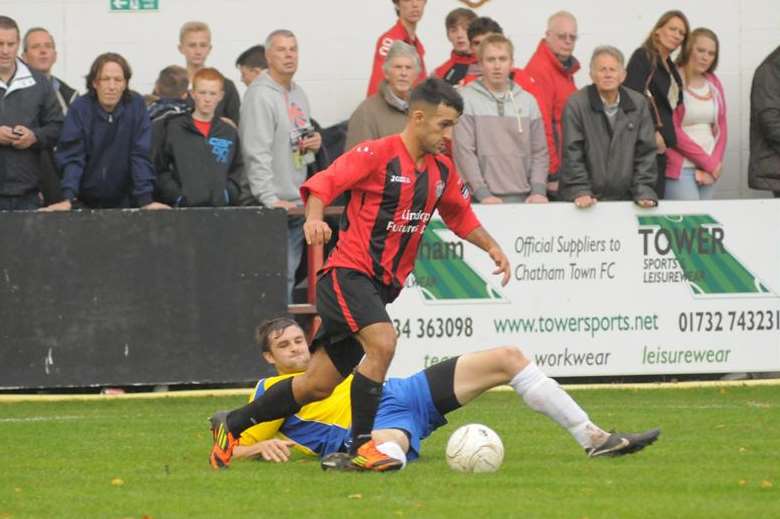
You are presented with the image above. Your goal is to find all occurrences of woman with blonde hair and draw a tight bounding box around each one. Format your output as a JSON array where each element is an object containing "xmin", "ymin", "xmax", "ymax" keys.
[
  {"xmin": 665, "ymin": 28, "xmax": 727, "ymax": 199},
  {"xmin": 625, "ymin": 10, "xmax": 690, "ymax": 199}
]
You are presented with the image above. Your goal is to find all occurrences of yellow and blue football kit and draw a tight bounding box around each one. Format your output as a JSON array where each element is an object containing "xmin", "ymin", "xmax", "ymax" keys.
[
  {"xmin": 238, "ymin": 369, "xmax": 449, "ymax": 461},
  {"xmin": 239, "ymin": 373, "xmax": 353, "ymax": 457}
]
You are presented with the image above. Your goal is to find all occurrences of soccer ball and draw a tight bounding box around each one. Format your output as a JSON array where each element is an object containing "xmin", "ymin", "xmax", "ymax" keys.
[{"xmin": 445, "ymin": 423, "xmax": 504, "ymax": 473}]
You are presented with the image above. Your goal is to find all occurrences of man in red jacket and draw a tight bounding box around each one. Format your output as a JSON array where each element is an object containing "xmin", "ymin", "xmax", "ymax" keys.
[
  {"xmin": 367, "ymin": 0, "xmax": 428, "ymax": 97},
  {"xmin": 525, "ymin": 11, "xmax": 581, "ymax": 198},
  {"xmin": 433, "ymin": 7, "xmax": 477, "ymax": 85}
]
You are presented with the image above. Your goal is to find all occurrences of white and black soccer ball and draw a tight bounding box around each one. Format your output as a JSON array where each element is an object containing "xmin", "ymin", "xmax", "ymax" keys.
[{"xmin": 445, "ymin": 423, "xmax": 504, "ymax": 473}]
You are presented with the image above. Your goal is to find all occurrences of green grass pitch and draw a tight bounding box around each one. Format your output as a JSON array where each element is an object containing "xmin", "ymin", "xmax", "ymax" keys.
[{"xmin": 1, "ymin": 384, "xmax": 777, "ymax": 519}]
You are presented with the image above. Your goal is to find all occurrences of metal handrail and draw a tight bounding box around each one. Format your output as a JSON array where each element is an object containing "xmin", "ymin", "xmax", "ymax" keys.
[{"xmin": 286, "ymin": 206, "xmax": 345, "ymax": 339}]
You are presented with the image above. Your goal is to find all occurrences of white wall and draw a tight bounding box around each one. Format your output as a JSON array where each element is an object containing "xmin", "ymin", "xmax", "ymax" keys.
[{"xmin": 3, "ymin": 0, "xmax": 778, "ymax": 198}]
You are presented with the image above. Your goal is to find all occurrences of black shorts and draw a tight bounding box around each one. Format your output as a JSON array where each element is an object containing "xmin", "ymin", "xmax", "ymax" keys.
[{"xmin": 312, "ymin": 268, "xmax": 400, "ymax": 377}]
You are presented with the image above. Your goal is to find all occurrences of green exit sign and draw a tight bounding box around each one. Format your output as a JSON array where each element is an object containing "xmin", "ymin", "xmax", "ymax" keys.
[{"xmin": 110, "ymin": 0, "xmax": 159, "ymax": 11}]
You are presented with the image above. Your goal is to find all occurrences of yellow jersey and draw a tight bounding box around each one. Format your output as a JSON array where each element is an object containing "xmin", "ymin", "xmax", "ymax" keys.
[{"xmin": 239, "ymin": 373, "xmax": 353, "ymax": 457}]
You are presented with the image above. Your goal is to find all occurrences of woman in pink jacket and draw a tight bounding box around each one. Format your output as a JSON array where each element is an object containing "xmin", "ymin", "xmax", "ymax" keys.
[{"xmin": 665, "ymin": 28, "xmax": 727, "ymax": 200}]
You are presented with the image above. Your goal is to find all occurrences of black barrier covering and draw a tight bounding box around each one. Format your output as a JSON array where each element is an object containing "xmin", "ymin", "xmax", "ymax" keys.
[{"xmin": 0, "ymin": 208, "xmax": 287, "ymax": 389}]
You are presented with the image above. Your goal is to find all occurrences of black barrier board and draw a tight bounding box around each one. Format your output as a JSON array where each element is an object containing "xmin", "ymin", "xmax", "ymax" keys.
[{"xmin": 0, "ymin": 208, "xmax": 287, "ymax": 389}]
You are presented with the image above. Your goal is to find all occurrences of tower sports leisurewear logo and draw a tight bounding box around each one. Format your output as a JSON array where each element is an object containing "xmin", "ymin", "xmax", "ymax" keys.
[
  {"xmin": 410, "ymin": 219, "xmax": 508, "ymax": 305},
  {"xmin": 636, "ymin": 214, "xmax": 773, "ymax": 298}
]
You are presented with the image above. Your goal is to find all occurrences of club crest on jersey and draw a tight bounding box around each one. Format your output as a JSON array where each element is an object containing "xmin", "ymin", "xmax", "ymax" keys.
[
  {"xmin": 435, "ymin": 180, "xmax": 444, "ymax": 198},
  {"xmin": 391, "ymin": 175, "xmax": 412, "ymax": 184}
]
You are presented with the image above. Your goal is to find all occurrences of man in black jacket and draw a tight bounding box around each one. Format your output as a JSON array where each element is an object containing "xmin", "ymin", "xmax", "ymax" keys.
[
  {"xmin": 0, "ymin": 16, "xmax": 63, "ymax": 211},
  {"xmin": 152, "ymin": 68, "xmax": 242, "ymax": 207},
  {"xmin": 21, "ymin": 27, "xmax": 77, "ymax": 206},
  {"xmin": 749, "ymin": 45, "xmax": 780, "ymax": 197},
  {"xmin": 22, "ymin": 27, "xmax": 77, "ymax": 114}
]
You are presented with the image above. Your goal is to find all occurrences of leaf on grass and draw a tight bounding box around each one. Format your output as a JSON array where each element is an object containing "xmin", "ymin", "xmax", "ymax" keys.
[
  {"xmin": 13, "ymin": 488, "xmax": 21, "ymax": 493},
  {"xmin": 719, "ymin": 388, "xmax": 727, "ymax": 395},
  {"xmin": 739, "ymin": 447, "xmax": 747, "ymax": 453},
  {"xmin": 760, "ymin": 480, "xmax": 773, "ymax": 489},
  {"xmin": 738, "ymin": 480, "xmax": 748, "ymax": 487},
  {"xmin": 111, "ymin": 478, "xmax": 125, "ymax": 487},
  {"xmin": 347, "ymin": 494, "xmax": 362, "ymax": 499},
  {"xmin": 714, "ymin": 424, "xmax": 725, "ymax": 429}
]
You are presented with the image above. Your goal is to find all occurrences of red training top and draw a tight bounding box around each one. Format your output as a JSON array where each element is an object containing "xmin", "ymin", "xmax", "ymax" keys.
[
  {"xmin": 524, "ymin": 39, "xmax": 580, "ymax": 175},
  {"xmin": 433, "ymin": 51, "xmax": 477, "ymax": 86},
  {"xmin": 192, "ymin": 118, "xmax": 212, "ymax": 138},
  {"xmin": 366, "ymin": 20, "xmax": 427, "ymax": 98},
  {"xmin": 301, "ymin": 134, "xmax": 481, "ymax": 290}
]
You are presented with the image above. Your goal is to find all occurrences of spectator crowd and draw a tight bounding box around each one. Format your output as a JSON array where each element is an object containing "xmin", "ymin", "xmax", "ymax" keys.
[{"xmin": 1, "ymin": 1, "xmax": 780, "ymax": 302}]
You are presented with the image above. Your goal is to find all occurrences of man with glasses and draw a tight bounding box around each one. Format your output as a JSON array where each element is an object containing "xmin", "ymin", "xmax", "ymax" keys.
[{"xmin": 525, "ymin": 11, "xmax": 581, "ymax": 199}]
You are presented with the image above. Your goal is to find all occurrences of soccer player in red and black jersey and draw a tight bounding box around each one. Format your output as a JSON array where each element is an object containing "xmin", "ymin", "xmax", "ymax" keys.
[{"xmin": 208, "ymin": 78, "xmax": 511, "ymax": 472}]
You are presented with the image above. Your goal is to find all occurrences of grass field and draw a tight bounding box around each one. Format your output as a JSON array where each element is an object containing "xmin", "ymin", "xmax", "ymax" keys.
[{"xmin": 1, "ymin": 384, "xmax": 778, "ymax": 519}]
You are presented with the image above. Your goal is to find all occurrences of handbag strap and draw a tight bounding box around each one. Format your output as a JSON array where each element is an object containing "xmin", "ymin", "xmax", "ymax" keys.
[{"xmin": 643, "ymin": 56, "xmax": 663, "ymax": 129}]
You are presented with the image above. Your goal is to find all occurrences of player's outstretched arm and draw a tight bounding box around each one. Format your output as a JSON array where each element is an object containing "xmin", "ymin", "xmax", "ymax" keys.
[
  {"xmin": 464, "ymin": 227, "xmax": 511, "ymax": 286},
  {"xmin": 303, "ymin": 195, "xmax": 332, "ymax": 245},
  {"xmin": 233, "ymin": 439, "xmax": 297, "ymax": 463}
]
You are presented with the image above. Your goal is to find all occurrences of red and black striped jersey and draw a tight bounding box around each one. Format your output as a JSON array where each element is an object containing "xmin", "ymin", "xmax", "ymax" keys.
[{"xmin": 301, "ymin": 134, "xmax": 481, "ymax": 290}]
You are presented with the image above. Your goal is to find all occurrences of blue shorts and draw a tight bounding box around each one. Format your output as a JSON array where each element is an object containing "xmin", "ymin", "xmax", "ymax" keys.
[{"xmin": 373, "ymin": 371, "xmax": 448, "ymax": 461}]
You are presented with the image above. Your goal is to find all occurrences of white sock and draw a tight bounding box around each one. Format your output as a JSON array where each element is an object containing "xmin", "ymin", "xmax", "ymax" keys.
[
  {"xmin": 510, "ymin": 363, "xmax": 608, "ymax": 449},
  {"xmin": 376, "ymin": 441, "xmax": 407, "ymax": 469}
]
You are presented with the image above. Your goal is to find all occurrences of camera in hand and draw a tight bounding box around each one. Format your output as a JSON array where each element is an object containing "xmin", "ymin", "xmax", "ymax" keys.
[{"xmin": 289, "ymin": 125, "xmax": 316, "ymax": 166}]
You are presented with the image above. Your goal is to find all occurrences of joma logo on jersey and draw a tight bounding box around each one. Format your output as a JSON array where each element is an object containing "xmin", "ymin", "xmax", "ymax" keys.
[{"xmin": 391, "ymin": 175, "xmax": 412, "ymax": 184}]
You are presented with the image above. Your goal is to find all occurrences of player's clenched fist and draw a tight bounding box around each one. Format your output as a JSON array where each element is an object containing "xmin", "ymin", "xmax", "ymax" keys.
[{"xmin": 303, "ymin": 219, "xmax": 332, "ymax": 245}]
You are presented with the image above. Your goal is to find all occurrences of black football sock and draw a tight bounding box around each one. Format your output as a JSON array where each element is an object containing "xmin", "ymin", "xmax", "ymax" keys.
[
  {"xmin": 349, "ymin": 370, "xmax": 384, "ymax": 454},
  {"xmin": 226, "ymin": 376, "xmax": 301, "ymax": 436}
]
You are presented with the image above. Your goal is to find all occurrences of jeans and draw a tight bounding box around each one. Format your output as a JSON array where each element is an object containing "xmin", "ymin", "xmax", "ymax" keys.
[
  {"xmin": 664, "ymin": 167, "xmax": 715, "ymax": 200},
  {"xmin": 287, "ymin": 216, "xmax": 305, "ymax": 303},
  {"xmin": 0, "ymin": 192, "xmax": 42, "ymax": 211}
]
